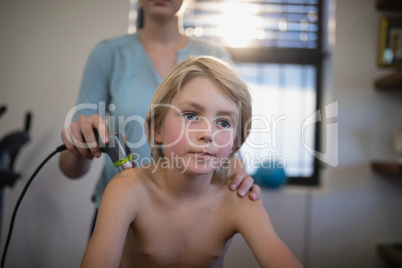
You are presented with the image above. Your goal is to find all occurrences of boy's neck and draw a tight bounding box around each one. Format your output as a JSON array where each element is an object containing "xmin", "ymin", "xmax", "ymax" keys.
[{"xmin": 153, "ymin": 165, "xmax": 214, "ymax": 200}]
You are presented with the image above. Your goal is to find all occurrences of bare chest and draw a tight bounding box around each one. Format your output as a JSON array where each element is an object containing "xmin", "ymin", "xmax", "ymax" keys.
[{"xmin": 123, "ymin": 203, "xmax": 234, "ymax": 267}]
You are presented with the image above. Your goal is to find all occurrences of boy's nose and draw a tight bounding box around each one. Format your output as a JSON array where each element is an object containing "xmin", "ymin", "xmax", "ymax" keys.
[
  {"xmin": 196, "ymin": 118, "xmax": 213, "ymax": 142},
  {"xmin": 199, "ymin": 131, "xmax": 213, "ymax": 142}
]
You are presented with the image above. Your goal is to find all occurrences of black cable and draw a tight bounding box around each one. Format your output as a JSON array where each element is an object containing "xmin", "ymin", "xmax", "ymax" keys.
[{"xmin": 1, "ymin": 145, "xmax": 66, "ymax": 268}]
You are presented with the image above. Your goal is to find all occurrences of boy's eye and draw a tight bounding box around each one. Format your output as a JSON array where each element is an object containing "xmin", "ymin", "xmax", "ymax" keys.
[
  {"xmin": 217, "ymin": 120, "xmax": 231, "ymax": 128},
  {"xmin": 183, "ymin": 113, "xmax": 197, "ymax": 121}
]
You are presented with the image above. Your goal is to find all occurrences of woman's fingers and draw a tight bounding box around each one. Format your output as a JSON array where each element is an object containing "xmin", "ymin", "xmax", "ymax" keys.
[{"xmin": 61, "ymin": 114, "xmax": 109, "ymax": 159}]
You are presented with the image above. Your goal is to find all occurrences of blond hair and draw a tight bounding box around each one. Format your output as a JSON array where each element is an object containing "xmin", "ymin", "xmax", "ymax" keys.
[{"xmin": 145, "ymin": 56, "xmax": 252, "ymax": 183}]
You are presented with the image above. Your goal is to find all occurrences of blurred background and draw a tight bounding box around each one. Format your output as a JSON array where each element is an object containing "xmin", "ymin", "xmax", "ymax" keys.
[{"xmin": 0, "ymin": 0, "xmax": 402, "ymax": 267}]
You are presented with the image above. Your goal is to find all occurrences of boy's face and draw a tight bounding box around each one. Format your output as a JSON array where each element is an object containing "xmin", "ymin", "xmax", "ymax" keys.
[{"xmin": 153, "ymin": 77, "xmax": 239, "ymax": 176}]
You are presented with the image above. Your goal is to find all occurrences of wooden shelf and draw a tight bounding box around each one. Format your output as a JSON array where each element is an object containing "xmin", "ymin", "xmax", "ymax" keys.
[
  {"xmin": 375, "ymin": 71, "xmax": 402, "ymax": 91},
  {"xmin": 376, "ymin": 0, "xmax": 402, "ymax": 11},
  {"xmin": 372, "ymin": 161, "xmax": 402, "ymax": 176},
  {"xmin": 377, "ymin": 243, "xmax": 402, "ymax": 268}
]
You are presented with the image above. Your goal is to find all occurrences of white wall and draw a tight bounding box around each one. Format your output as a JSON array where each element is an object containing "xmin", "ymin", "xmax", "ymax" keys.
[
  {"xmin": 1, "ymin": 0, "xmax": 402, "ymax": 268},
  {"xmin": 0, "ymin": 1, "xmax": 128, "ymax": 267},
  {"xmin": 308, "ymin": 0, "xmax": 402, "ymax": 267}
]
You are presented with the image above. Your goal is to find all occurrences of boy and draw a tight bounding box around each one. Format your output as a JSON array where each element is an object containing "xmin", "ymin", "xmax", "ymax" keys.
[{"xmin": 81, "ymin": 56, "xmax": 302, "ymax": 268}]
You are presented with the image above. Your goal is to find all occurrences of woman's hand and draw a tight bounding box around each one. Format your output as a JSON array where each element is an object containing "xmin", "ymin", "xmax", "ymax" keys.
[
  {"xmin": 59, "ymin": 114, "xmax": 110, "ymax": 178},
  {"xmin": 229, "ymin": 172, "xmax": 261, "ymax": 201},
  {"xmin": 61, "ymin": 114, "xmax": 110, "ymax": 159}
]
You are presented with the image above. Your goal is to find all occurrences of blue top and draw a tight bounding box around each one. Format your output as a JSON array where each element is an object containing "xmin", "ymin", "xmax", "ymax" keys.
[{"xmin": 73, "ymin": 33, "xmax": 230, "ymax": 206}]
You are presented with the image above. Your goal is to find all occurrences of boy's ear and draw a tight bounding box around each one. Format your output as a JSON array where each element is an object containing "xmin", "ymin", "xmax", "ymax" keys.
[{"xmin": 152, "ymin": 126, "xmax": 162, "ymax": 143}]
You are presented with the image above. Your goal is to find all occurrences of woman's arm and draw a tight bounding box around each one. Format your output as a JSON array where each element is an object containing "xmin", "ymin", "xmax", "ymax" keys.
[
  {"xmin": 234, "ymin": 198, "xmax": 303, "ymax": 268},
  {"xmin": 80, "ymin": 171, "xmax": 137, "ymax": 268},
  {"xmin": 59, "ymin": 41, "xmax": 112, "ymax": 178},
  {"xmin": 59, "ymin": 150, "xmax": 92, "ymax": 179}
]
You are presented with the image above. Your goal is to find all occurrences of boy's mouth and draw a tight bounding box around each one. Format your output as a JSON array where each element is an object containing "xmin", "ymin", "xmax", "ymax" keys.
[{"xmin": 190, "ymin": 151, "xmax": 215, "ymax": 158}]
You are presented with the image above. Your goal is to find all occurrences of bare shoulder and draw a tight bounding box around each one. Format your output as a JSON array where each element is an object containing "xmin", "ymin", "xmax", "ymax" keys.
[
  {"xmin": 216, "ymin": 182, "xmax": 265, "ymax": 225},
  {"xmin": 109, "ymin": 168, "xmax": 148, "ymax": 187},
  {"xmin": 220, "ymin": 182, "xmax": 264, "ymax": 209},
  {"xmin": 103, "ymin": 167, "xmax": 153, "ymax": 206},
  {"xmin": 218, "ymin": 183, "xmax": 269, "ymax": 234}
]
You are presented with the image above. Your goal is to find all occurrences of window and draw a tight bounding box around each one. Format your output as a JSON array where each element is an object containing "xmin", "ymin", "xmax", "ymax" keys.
[
  {"xmin": 235, "ymin": 63, "xmax": 317, "ymax": 180},
  {"xmin": 182, "ymin": 0, "xmax": 319, "ymax": 49},
  {"xmin": 182, "ymin": 0, "xmax": 324, "ymax": 186},
  {"xmin": 128, "ymin": 0, "xmax": 325, "ymax": 185}
]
